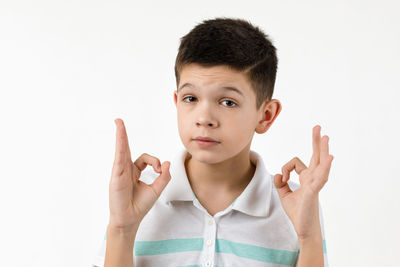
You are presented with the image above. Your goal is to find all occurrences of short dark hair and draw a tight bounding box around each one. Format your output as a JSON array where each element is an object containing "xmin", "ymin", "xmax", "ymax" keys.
[{"xmin": 174, "ymin": 17, "xmax": 278, "ymax": 110}]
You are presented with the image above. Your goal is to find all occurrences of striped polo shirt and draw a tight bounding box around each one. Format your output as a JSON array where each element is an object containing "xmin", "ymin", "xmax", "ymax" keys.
[{"xmin": 92, "ymin": 148, "xmax": 328, "ymax": 267}]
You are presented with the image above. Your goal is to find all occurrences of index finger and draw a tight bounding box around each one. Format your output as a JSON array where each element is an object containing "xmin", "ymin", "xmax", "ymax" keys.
[
  {"xmin": 282, "ymin": 157, "xmax": 307, "ymax": 182},
  {"xmin": 309, "ymin": 125, "xmax": 321, "ymax": 169},
  {"xmin": 114, "ymin": 118, "xmax": 132, "ymax": 167}
]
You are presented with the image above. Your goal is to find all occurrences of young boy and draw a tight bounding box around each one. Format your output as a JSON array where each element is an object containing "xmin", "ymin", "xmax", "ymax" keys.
[{"xmin": 92, "ymin": 17, "xmax": 333, "ymax": 267}]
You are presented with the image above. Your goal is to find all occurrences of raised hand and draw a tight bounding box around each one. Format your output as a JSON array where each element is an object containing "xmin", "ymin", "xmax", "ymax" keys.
[
  {"xmin": 108, "ymin": 118, "xmax": 172, "ymax": 232},
  {"xmin": 273, "ymin": 125, "xmax": 334, "ymax": 239}
]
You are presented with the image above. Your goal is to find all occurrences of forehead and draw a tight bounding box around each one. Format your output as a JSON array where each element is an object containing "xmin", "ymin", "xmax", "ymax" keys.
[{"xmin": 178, "ymin": 63, "xmax": 253, "ymax": 96}]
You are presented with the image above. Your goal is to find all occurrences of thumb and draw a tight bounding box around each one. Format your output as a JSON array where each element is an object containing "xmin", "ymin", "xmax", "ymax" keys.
[
  {"xmin": 273, "ymin": 174, "xmax": 293, "ymax": 198},
  {"xmin": 150, "ymin": 161, "xmax": 172, "ymax": 197}
]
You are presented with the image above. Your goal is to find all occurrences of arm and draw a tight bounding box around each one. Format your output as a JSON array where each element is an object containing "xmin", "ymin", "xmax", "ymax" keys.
[
  {"xmin": 104, "ymin": 224, "xmax": 139, "ymax": 267},
  {"xmin": 103, "ymin": 118, "xmax": 172, "ymax": 267},
  {"xmin": 273, "ymin": 125, "xmax": 333, "ymax": 267},
  {"xmin": 296, "ymin": 228, "xmax": 324, "ymax": 267}
]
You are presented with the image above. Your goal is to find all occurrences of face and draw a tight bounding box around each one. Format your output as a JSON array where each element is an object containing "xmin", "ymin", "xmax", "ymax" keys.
[{"xmin": 174, "ymin": 63, "xmax": 280, "ymax": 164}]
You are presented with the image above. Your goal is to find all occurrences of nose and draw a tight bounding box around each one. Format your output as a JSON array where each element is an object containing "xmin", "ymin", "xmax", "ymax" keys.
[
  {"xmin": 196, "ymin": 119, "xmax": 217, "ymax": 128},
  {"xmin": 196, "ymin": 111, "xmax": 218, "ymax": 128}
]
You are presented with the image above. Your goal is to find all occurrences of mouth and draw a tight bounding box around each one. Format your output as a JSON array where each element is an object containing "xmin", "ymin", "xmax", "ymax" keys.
[
  {"xmin": 193, "ymin": 137, "xmax": 220, "ymax": 147},
  {"xmin": 194, "ymin": 136, "xmax": 220, "ymax": 143}
]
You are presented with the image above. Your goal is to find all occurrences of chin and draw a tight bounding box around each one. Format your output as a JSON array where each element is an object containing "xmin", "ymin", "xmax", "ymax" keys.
[{"xmin": 186, "ymin": 144, "xmax": 232, "ymax": 165}]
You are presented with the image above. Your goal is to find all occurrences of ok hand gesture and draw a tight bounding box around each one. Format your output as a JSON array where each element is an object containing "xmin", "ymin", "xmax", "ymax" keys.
[
  {"xmin": 273, "ymin": 125, "xmax": 334, "ymax": 240},
  {"xmin": 108, "ymin": 118, "xmax": 172, "ymax": 232}
]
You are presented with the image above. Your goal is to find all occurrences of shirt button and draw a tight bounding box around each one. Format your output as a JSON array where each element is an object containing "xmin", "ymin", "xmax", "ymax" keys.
[
  {"xmin": 208, "ymin": 219, "xmax": 213, "ymax": 225},
  {"xmin": 207, "ymin": 239, "xmax": 213, "ymax": 246},
  {"xmin": 205, "ymin": 260, "xmax": 212, "ymax": 267}
]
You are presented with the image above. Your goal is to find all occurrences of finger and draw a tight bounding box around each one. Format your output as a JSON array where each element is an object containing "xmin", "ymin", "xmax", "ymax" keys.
[
  {"xmin": 309, "ymin": 125, "xmax": 321, "ymax": 169},
  {"xmin": 133, "ymin": 153, "xmax": 162, "ymax": 175},
  {"xmin": 150, "ymin": 161, "xmax": 172, "ymax": 197},
  {"xmin": 273, "ymin": 174, "xmax": 293, "ymax": 198},
  {"xmin": 320, "ymin": 135, "xmax": 330, "ymax": 162},
  {"xmin": 310, "ymin": 135, "xmax": 333, "ymax": 193},
  {"xmin": 113, "ymin": 118, "xmax": 132, "ymax": 175},
  {"xmin": 314, "ymin": 136, "xmax": 332, "ymax": 186},
  {"xmin": 282, "ymin": 157, "xmax": 307, "ymax": 183},
  {"xmin": 311, "ymin": 153, "xmax": 334, "ymax": 192}
]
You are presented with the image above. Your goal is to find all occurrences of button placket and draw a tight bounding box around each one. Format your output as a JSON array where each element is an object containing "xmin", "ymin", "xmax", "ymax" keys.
[{"xmin": 203, "ymin": 215, "xmax": 216, "ymax": 267}]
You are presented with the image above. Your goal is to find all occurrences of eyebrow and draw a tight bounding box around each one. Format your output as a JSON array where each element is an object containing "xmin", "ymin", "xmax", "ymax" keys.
[{"xmin": 178, "ymin": 82, "xmax": 244, "ymax": 97}]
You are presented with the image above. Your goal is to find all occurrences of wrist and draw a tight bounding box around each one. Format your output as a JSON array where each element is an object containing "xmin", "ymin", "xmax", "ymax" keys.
[
  {"xmin": 298, "ymin": 231, "xmax": 323, "ymax": 247},
  {"xmin": 107, "ymin": 222, "xmax": 140, "ymax": 237},
  {"xmin": 297, "ymin": 232, "xmax": 324, "ymax": 267},
  {"xmin": 297, "ymin": 220, "xmax": 322, "ymax": 242}
]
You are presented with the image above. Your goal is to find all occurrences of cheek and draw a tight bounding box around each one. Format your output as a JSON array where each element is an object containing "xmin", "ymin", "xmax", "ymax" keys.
[
  {"xmin": 177, "ymin": 113, "xmax": 191, "ymax": 136},
  {"xmin": 223, "ymin": 113, "xmax": 256, "ymax": 139}
]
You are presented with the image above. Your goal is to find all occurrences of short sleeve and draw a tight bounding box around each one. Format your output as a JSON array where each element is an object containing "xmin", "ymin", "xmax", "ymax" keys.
[
  {"xmin": 294, "ymin": 201, "xmax": 329, "ymax": 267},
  {"xmin": 320, "ymin": 201, "xmax": 329, "ymax": 267},
  {"xmin": 91, "ymin": 230, "xmax": 106, "ymax": 267}
]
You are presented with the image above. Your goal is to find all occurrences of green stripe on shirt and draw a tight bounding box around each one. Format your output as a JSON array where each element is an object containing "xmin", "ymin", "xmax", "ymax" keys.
[
  {"xmin": 216, "ymin": 238, "xmax": 298, "ymax": 266},
  {"xmin": 133, "ymin": 237, "xmax": 298, "ymax": 266},
  {"xmin": 134, "ymin": 238, "xmax": 204, "ymax": 256}
]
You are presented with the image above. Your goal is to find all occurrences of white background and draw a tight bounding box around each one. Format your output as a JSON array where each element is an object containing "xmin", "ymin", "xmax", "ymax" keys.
[{"xmin": 1, "ymin": 0, "xmax": 399, "ymax": 266}]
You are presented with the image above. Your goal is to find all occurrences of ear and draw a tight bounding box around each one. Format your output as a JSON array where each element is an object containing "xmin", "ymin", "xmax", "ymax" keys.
[
  {"xmin": 255, "ymin": 99, "xmax": 282, "ymax": 134},
  {"xmin": 174, "ymin": 90, "xmax": 178, "ymax": 107}
]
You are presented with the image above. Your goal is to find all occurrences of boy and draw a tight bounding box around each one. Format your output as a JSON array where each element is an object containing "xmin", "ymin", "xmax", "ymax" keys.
[{"xmin": 92, "ymin": 17, "xmax": 333, "ymax": 267}]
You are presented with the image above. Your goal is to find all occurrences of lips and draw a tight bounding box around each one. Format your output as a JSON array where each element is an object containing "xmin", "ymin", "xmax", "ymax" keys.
[{"xmin": 194, "ymin": 136, "xmax": 219, "ymax": 142}]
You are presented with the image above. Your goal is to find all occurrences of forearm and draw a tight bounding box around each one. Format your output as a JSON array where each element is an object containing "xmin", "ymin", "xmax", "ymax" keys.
[
  {"xmin": 296, "ymin": 230, "xmax": 324, "ymax": 267},
  {"xmin": 104, "ymin": 224, "xmax": 139, "ymax": 267}
]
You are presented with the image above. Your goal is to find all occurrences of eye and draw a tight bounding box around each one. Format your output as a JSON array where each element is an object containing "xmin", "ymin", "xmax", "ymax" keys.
[
  {"xmin": 182, "ymin": 96, "xmax": 197, "ymax": 103},
  {"xmin": 221, "ymin": 99, "xmax": 237, "ymax": 108},
  {"xmin": 181, "ymin": 96, "xmax": 238, "ymax": 108}
]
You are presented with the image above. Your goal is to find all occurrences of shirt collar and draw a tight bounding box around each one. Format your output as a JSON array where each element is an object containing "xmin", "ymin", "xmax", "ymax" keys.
[
  {"xmin": 161, "ymin": 147, "xmax": 273, "ymax": 218},
  {"xmin": 160, "ymin": 147, "xmax": 197, "ymax": 204}
]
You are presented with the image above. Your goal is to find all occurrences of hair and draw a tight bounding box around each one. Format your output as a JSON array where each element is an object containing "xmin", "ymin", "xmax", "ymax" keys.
[{"xmin": 174, "ymin": 17, "xmax": 278, "ymax": 111}]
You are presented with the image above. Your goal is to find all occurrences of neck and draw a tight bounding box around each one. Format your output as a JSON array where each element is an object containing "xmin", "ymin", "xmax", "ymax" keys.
[{"xmin": 184, "ymin": 144, "xmax": 256, "ymax": 195}]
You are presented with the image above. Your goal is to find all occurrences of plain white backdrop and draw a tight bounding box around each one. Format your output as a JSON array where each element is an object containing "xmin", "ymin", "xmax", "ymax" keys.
[{"xmin": 0, "ymin": 0, "xmax": 399, "ymax": 266}]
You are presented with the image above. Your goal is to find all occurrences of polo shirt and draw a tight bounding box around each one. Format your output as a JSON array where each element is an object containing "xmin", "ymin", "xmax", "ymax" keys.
[{"xmin": 92, "ymin": 148, "xmax": 329, "ymax": 267}]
